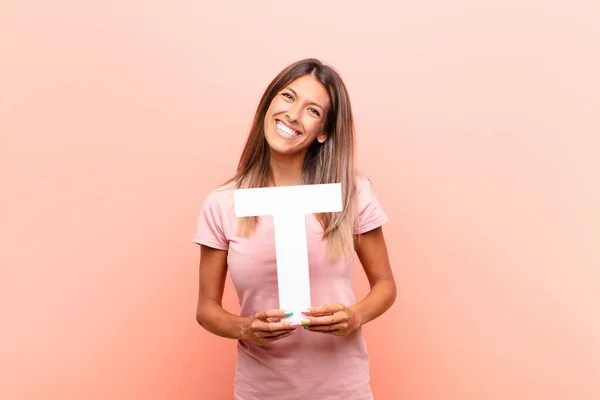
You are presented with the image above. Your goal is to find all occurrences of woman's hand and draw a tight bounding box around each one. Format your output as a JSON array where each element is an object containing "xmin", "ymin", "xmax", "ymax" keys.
[
  {"xmin": 239, "ymin": 309, "xmax": 300, "ymax": 346},
  {"xmin": 300, "ymin": 303, "xmax": 361, "ymax": 336}
]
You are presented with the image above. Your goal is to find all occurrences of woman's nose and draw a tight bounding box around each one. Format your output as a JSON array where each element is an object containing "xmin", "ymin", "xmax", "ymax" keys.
[{"xmin": 285, "ymin": 104, "xmax": 301, "ymax": 121}]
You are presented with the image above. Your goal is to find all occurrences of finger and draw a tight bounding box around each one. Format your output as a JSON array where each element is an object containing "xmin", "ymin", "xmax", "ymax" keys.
[
  {"xmin": 261, "ymin": 327, "xmax": 299, "ymax": 339},
  {"xmin": 304, "ymin": 303, "xmax": 345, "ymax": 316},
  {"xmin": 305, "ymin": 322, "xmax": 348, "ymax": 332},
  {"xmin": 262, "ymin": 329, "xmax": 298, "ymax": 343},
  {"xmin": 252, "ymin": 320, "xmax": 301, "ymax": 333},
  {"xmin": 303, "ymin": 312, "xmax": 347, "ymax": 326},
  {"xmin": 307, "ymin": 312, "xmax": 334, "ymax": 317},
  {"xmin": 254, "ymin": 309, "xmax": 295, "ymax": 321},
  {"xmin": 303, "ymin": 310, "xmax": 333, "ymax": 317},
  {"xmin": 307, "ymin": 328, "xmax": 346, "ymax": 336}
]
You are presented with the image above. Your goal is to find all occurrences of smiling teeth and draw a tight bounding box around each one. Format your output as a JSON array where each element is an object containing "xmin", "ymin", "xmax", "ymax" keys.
[{"xmin": 276, "ymin": 121, "xmax": 298, "ymax": 136}]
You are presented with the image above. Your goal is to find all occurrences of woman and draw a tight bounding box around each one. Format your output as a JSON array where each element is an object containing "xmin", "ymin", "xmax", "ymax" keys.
[{"xmin": 193, "ymin": 58, "xmax": 396, "ymax": 400}]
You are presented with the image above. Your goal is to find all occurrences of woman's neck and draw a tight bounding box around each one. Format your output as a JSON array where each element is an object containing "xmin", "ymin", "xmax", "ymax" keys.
[{"xmin": 269, "ymin": 151, "xmax": 305, "ymax": 187}]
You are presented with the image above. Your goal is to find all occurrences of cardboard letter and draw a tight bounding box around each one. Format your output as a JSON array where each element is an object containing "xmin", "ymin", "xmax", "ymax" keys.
[{"xmin": 232, "ymin": 183, "xmax": 342, "ymax": 323}]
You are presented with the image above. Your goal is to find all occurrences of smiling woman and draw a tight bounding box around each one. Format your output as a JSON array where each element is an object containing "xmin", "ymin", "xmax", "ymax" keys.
[
  {"xmin": 266, "ymin": 75, "xmax": 330, "ymax": 147},
  {"xmin": 193, "ymin": 58, "xmax": 396, "ymax": 400}
]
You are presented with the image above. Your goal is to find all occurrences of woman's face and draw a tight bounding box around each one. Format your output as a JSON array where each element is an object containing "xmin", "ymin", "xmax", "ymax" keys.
[{"xmin": 263, "ymin": 74, "xmax": 331, "ymax": 157}]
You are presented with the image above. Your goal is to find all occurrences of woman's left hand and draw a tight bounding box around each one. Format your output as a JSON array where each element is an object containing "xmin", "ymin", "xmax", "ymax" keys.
[{"xmin": 300, "ymin": 303, "xmax": 361, "ymax": 336}]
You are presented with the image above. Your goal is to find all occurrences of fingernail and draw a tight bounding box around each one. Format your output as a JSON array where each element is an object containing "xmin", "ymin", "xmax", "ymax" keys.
[
  {"xmin": 301, "ymin": 309, "xmax": 311, "ymax": 315},
  {"xmin": 301, "ymin": 319, "xmax": 311, "ymax": 325},
  {"xmin": 284, "ymin": 311, "xmax": 294, "ymax": 317},
  {"xmin": 289, "ymin": 322, "xmax": 300, "ymax": 328}
]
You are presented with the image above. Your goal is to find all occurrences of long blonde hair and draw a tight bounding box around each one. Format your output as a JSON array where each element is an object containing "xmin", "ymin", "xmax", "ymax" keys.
[{"xmin": 223, "ymin": 58, "xmax": 358, "ymax": 259}]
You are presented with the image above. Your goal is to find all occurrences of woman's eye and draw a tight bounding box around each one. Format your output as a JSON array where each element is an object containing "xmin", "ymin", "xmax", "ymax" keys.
[
  {"xmin": 282, "ymin": 93, "xmax": 293, "ymax": 100},
  {"xmin": 309, "ymin": 108, "xmax": 320, "ymax": 117}
]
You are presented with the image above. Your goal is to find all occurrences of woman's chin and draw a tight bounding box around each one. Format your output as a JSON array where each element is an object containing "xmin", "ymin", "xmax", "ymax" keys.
[
  {"xmin": 269, "ymin": 145, "xmax": 299, "ymax": 157},
  {"xmin": 266, "ymin": 136, "xmax": 303, "ymax": 156}
]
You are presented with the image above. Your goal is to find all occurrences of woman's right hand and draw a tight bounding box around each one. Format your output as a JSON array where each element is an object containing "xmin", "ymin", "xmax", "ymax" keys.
[{"xmin": 239, "ymin": 309, "xmax": 300, "ymax": 346}]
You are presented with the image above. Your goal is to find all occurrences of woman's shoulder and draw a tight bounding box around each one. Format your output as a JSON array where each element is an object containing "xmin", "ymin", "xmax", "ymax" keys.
[
  {"xmin": 355, "ymin": 172, "xmax": 372, "ymax": 188},
  {"xmin": 201, "ymin": 181, "xmax": 236, "ymax": 209},
  {"xmin": 353, "ymin": 172, "xmax": 388, "ymax": 233},
  {"xmin": 354, "ymin": 172, "xmax": 377, "ymax": 200}
]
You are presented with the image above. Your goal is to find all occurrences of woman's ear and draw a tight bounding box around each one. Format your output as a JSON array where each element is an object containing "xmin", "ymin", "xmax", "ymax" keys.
[{"xmin": 316, "ymin": 132, "xmax": 328, "ymax": 144}]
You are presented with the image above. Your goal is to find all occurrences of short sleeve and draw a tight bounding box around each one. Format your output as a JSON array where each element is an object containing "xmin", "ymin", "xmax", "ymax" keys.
[
  {"xmin": 192, "ymin": 191, "xmax": 229, "ymax": 250},
  {"xmin": 354, "ymin": 176, "xmax": 389, "ymax": 235}
]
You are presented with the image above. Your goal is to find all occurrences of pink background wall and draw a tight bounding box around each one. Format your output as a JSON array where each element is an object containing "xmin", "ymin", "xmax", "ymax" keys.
[{"xmin": 2, "ymin": 1, "xmax": 599, "ymax": 399}]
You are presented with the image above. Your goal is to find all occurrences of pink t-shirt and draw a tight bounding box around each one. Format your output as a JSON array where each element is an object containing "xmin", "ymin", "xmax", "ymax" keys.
[{"xmin": 193, "ymin": 175, "xmax": 388, "ymax": 400}]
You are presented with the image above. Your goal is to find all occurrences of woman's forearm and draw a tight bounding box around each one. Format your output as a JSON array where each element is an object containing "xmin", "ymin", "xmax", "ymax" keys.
[
  {"xmin": 196, "ymin": 300, "xmax": 247, "ymax": 340},
  {"xmin": 350, "ymin": 278, "xmax": 397, "ymax": 327}
]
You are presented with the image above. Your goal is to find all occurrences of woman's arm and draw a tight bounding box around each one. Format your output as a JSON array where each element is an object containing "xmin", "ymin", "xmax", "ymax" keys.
[
  {"xmin": 350, "ymin": 226, "xmax": 397, "ymax": 326},
  {"xmin": 195, "ymin": 244, "xmax": 299, "ymax": 344},
  {"xmin": 301, "ymin": 226, "xmax": 396, "ymax": 334},
  {"xmin": 195, "ymin": 245, "xmax": 245, "ymax": 340}
]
